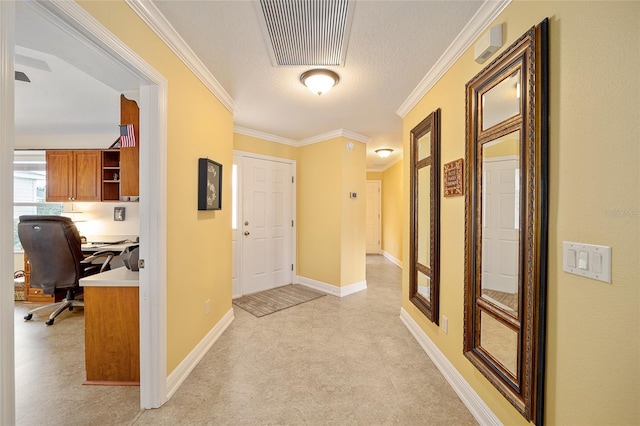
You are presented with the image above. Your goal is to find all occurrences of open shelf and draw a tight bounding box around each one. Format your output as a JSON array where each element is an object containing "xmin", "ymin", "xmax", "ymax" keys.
[{"xmin": 102, "ymin": 150, "xmax": 121, "ymax": 201}]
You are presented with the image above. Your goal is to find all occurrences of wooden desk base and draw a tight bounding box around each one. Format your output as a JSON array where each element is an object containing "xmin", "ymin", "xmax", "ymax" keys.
[{"xmin": 84, "ymin": 286, "xmax": 139, "ymax": 385}]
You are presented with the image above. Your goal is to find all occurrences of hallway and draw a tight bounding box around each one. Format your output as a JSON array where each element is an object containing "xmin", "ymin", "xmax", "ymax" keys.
[
  {"xmin": 16, "ymin": 256, "xmax": 475, "ymax": 425},
  {"xmin": 134, "ymin": 255, "xmax": 475, "ymax": 425}
]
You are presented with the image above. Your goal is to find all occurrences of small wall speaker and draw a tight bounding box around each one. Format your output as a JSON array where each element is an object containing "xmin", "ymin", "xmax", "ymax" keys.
[{"xmin": 474, "ymin": 24, "xmax": 503, "ymax": 64}]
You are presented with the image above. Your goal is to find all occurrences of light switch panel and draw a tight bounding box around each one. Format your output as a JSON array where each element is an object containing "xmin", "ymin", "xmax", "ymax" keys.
[{"xmin": 563, "ymin": 241, "xmax": 612, "ymax": 283}]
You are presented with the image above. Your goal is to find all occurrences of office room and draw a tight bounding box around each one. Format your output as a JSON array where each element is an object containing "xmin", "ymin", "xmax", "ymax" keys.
[{"xmin": 10, "ymin": 3, "xmax": 145, "ymax": 421}]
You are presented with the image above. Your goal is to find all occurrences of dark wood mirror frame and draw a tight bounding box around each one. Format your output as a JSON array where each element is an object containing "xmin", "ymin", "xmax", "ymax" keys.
[
  {"xmin": 409, "ymin": 109, "xmax": 441, "ymax": 323},
  {"xmin": 464, "ymin": 19, "xmax": 548, "ymax": 423}
]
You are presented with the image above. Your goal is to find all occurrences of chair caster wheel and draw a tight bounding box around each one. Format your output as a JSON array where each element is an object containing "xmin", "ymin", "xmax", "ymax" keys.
[
  {"xmin": 24, "ymin": 313, "xmax": 33, "ymax": 321},
  {"xmin": 45, "ymin": 319, "xmax": 55, "ymax": 326}
]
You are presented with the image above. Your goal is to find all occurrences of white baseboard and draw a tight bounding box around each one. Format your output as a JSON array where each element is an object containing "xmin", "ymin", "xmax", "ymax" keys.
[
  {"xmin": 166, "ymin": 308, "xmax": 234, "ymax": 399},
  {"xmin": 382, "ymin": 251, "xmax": 402, "ymax": 268},
  {"xmin": 399, "ymin": 308, "xmax": 502, "ymax": 426},
  {"xmin": 296, "ymin": 275, "xmax": 367, "ymax": 297}
]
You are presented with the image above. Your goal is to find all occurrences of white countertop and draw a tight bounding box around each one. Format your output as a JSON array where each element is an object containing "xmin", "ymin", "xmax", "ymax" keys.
[{"xmin": 79, "ymin": 267, "xmax": 139, "ymax": 287}]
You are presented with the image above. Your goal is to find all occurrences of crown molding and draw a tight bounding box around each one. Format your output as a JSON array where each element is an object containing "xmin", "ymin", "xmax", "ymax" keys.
[
  {"xmin": 125, "ymin": 0, "xmax": 238, "ymax": 114},
  {"xmin": 37, "ymin": 1, "xmax": 166, "ymax": 86},
  {"xmin": 299, "ymin": 128, "xmax": 370, "ymax": 146},
  {"xmin": 234, "ymin": 126, "xmax": 298, "ymax": 146},
  {"xmin": 234, "ymin": 126, "xmax": 370, "ymax": 148},
  {"xmin": 396, "ymin": 0, "xmax": 511, "ymax": 117}
]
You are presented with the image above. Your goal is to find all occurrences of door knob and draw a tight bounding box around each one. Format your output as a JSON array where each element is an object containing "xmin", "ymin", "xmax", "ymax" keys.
[{"xmin": 244, "ymin": 231, "xmax": 250, "ymax": 236}]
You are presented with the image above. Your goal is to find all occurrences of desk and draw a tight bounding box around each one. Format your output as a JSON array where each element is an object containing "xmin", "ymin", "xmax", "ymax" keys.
[
  {"xmin": 82, "ymin": 242, "xmax": 136, "ymax": 254},
  {"xmin": 80, "ymin": 267, "xmax": 139, "ymax": 385}
]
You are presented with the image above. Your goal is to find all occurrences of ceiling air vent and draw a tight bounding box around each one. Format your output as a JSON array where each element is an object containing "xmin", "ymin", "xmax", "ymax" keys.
[{"xmin": 258, "ymin": 0, "xmax": 354, "ymax": 67}]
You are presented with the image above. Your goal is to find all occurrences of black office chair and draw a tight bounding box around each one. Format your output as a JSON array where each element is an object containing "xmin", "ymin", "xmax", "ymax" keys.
[{"xmin": 18, "ymin": 215, "xmax": 115, "ymax": 325}]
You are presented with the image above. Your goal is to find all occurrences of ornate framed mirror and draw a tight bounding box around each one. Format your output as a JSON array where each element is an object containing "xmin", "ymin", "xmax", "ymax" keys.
[
  {"xmin": 464, "ymin": 20, "xmax": 548, "ymax": 422},
  {"xmin": 409, "ymin": 109, "xmax": 441, "ymax": 323}
]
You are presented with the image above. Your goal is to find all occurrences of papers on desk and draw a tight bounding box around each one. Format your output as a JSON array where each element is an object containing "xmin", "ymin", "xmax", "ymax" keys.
[
  {"xmin": 87, "ymin": 239, "xmax": 128, "ymax": 245},
  {"xmin": 82, "ymin": 242, "xmax": 137, "ymax": 253}
]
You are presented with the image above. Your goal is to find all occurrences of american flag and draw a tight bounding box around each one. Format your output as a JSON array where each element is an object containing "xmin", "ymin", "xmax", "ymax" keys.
[{"xmin": 120, "ymin": 124, "xmax": 136, "ymax": 148}]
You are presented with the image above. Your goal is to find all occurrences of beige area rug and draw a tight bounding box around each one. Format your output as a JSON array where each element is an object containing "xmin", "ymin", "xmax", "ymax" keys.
[{"xmin": 233, "ymin": 284, "xmax": 326, "ymax": 317}]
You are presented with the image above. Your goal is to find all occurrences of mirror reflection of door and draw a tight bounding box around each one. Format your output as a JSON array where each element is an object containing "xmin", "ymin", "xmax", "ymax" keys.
[
  {"xmin": 417, "ymin": 139, "xmax": 431, "ymax": 301},
  {"xmin": 481, "ymin": 132, "xmax": 520, "ymax": 315}
]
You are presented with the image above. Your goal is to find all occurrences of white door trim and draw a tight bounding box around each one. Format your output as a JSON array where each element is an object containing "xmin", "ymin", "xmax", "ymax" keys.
[
  {"xmin": 232, "ymin": 150, "xmax": 296, "ymax": 297},
  {"xmin": 0, "ymin": 2, "xmax": 17, "ymax": 423},
  {"xmin": 1, "ymin": 0, "xmax": 169, "ymax": 416}
]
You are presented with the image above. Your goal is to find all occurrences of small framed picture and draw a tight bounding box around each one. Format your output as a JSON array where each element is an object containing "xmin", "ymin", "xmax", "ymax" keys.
[
  {"xmin": 198, "ymin": 158, "xmax": 222, "ymax": 211},
  {"xmin": 114, "ymin": 206, "xmax": 126, "ymax": 221}
]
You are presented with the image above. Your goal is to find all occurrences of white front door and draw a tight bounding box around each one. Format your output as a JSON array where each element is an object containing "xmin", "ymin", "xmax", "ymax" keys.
[
  {"xmin": 366, "ymin": 180, "xmax": 381, "ymax": 254},
  {"xmin": 241, "ymin": 157, "xmax": 294, "ymax": 295}
]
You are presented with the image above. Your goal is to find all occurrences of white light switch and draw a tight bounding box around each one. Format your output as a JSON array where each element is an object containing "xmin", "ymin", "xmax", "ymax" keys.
[
  {"xmin": 563, "ymin": 241, "xmax": 612, "ymax": 283},
  {"xmin": 578, "ymin": 251, "xmax": 589, "ymax": 270},
  {"xmin": 591, "ymin": 252, "xmax": 603, "ymax": 274},
  {"xmin": 567, "ymin": 249, "xmax": 576, "ymax": 268}
]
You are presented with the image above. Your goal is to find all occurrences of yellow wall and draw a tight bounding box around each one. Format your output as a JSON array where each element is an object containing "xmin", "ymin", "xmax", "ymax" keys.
[
  {"xmin": 297, "ymin": 139, "xmax": 343, "ymax": 285},
  {"xmin": 366, "ymin": 171, "xmax": 382, "ymax": 180},
  {"xmin": 234, "ymin": 132, "xmax": 298, "ymax": 161},
  {"xmin": 79, "ymin": 1, "xmax": 233, "ymax": 373},
  {"xmin": 341, "ymin": 141, "xmax": 366, "ymax": 285},
  {"xmin": 298, "ymin": 138, "xmax": 366, "ymax": 287},
  {"xmin": 483, "ymin": 135, "xmax": 519, "ymax": 158},
  {"xmin": 403, "ymin": 1, "xmax": 639, "ymax": 424},
  {"xmin": 382, "ymin": 161, "xmax": 403, "ymax": 263}
]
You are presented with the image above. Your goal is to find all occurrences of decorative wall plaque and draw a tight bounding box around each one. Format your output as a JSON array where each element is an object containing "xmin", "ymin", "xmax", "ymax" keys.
[{"xmin": 444, "ymin": 158, "xmax": 464, "ymax": 197}]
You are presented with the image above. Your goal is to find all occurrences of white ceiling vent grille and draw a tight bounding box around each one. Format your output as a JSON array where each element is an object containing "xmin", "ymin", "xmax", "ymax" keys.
[{"xmin": 258, "ymin": 0, "xmax": 354, "ymax": 67}]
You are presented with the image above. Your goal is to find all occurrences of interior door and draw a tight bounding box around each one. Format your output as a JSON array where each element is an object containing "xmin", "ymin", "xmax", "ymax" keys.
[
  {"xmin": 241, "ymin": 157, "xmax": 293, "ymax": 295},
  {"xmin": 366, "ymin": 180, "xmax": 381, "ymax": 254},
  {"xmin": 482, "ymin": 158, "xmax": 519, "ymax": 295}
]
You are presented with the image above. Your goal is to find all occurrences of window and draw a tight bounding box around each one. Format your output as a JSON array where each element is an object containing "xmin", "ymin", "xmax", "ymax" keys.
[{"xmin": 13, "ymin": 151, "xmax": 63, "ymax": 251}]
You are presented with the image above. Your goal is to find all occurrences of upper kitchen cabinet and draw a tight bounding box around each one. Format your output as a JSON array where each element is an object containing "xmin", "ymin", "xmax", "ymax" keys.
[
  {"xmin": 120, "ymin": 94, "xmax": 139, "ymax": 197},
  {"xmin": 46, "ymin": 150, "xmax": 102, "ymax": 201}
]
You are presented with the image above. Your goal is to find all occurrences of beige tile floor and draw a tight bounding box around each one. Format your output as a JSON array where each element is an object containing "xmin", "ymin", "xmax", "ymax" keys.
[{"xmin": 15, "ymin": 255, "xmax": 475, "ymax": 425}]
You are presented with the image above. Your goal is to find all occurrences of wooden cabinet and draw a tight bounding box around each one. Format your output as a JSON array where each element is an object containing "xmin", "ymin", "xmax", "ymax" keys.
[
  {"xmin": 45, "ymin": 96, "xmax": 139, "ymax": 202},
  {"xmin": 81, "ymin": 268, "xmax": 140, "ymax": 385},
  {"xmin": 102, "ymin": 150, "xmax": 121, "ymax": 201},
  {"xmin": 46, "ymin": 150, "xmax": 101, "ymax": 202},
  {"xmin": 120, "ymin": 95, "xmax": 139, "ymax": 197}
]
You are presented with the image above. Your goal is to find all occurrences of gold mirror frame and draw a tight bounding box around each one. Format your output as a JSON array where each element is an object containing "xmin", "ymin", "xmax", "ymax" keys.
[
  {"xmin": 410, "ymin": 109, "xmax": 441, "ymax": 323},
  {"xmin": 464, "ymin": 20, "xmax": 548, "ymax": 422}
]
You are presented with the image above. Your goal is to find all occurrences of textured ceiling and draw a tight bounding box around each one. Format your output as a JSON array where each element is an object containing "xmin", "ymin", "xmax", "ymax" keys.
[
  {"xmin": 15, "ymin": 0, "xmax": 486, "ymax": 170},
  {"xmin": 152, "ymin": 0, "xmax": 483, "ymax": 170}
]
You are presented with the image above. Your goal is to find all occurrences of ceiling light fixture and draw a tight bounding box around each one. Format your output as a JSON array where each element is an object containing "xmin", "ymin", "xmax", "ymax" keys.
[
  {"xmin": 300, "ymin": 69, "xmax": 339, "ymax": 95},
  {"xmin": 375, "ymin": 148, "xmax": 393, "ymax": 158}
]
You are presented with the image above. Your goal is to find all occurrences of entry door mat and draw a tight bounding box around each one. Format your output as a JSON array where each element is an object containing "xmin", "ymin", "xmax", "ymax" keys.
[{"xmin": 233, "ymin": 284, "xmax": 326, "ymax": 318}]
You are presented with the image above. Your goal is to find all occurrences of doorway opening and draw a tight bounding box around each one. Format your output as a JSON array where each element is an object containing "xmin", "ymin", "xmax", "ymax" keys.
[{"xmin": 1, "ymin": 1, "xmax": 168, "ymax": 420}]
